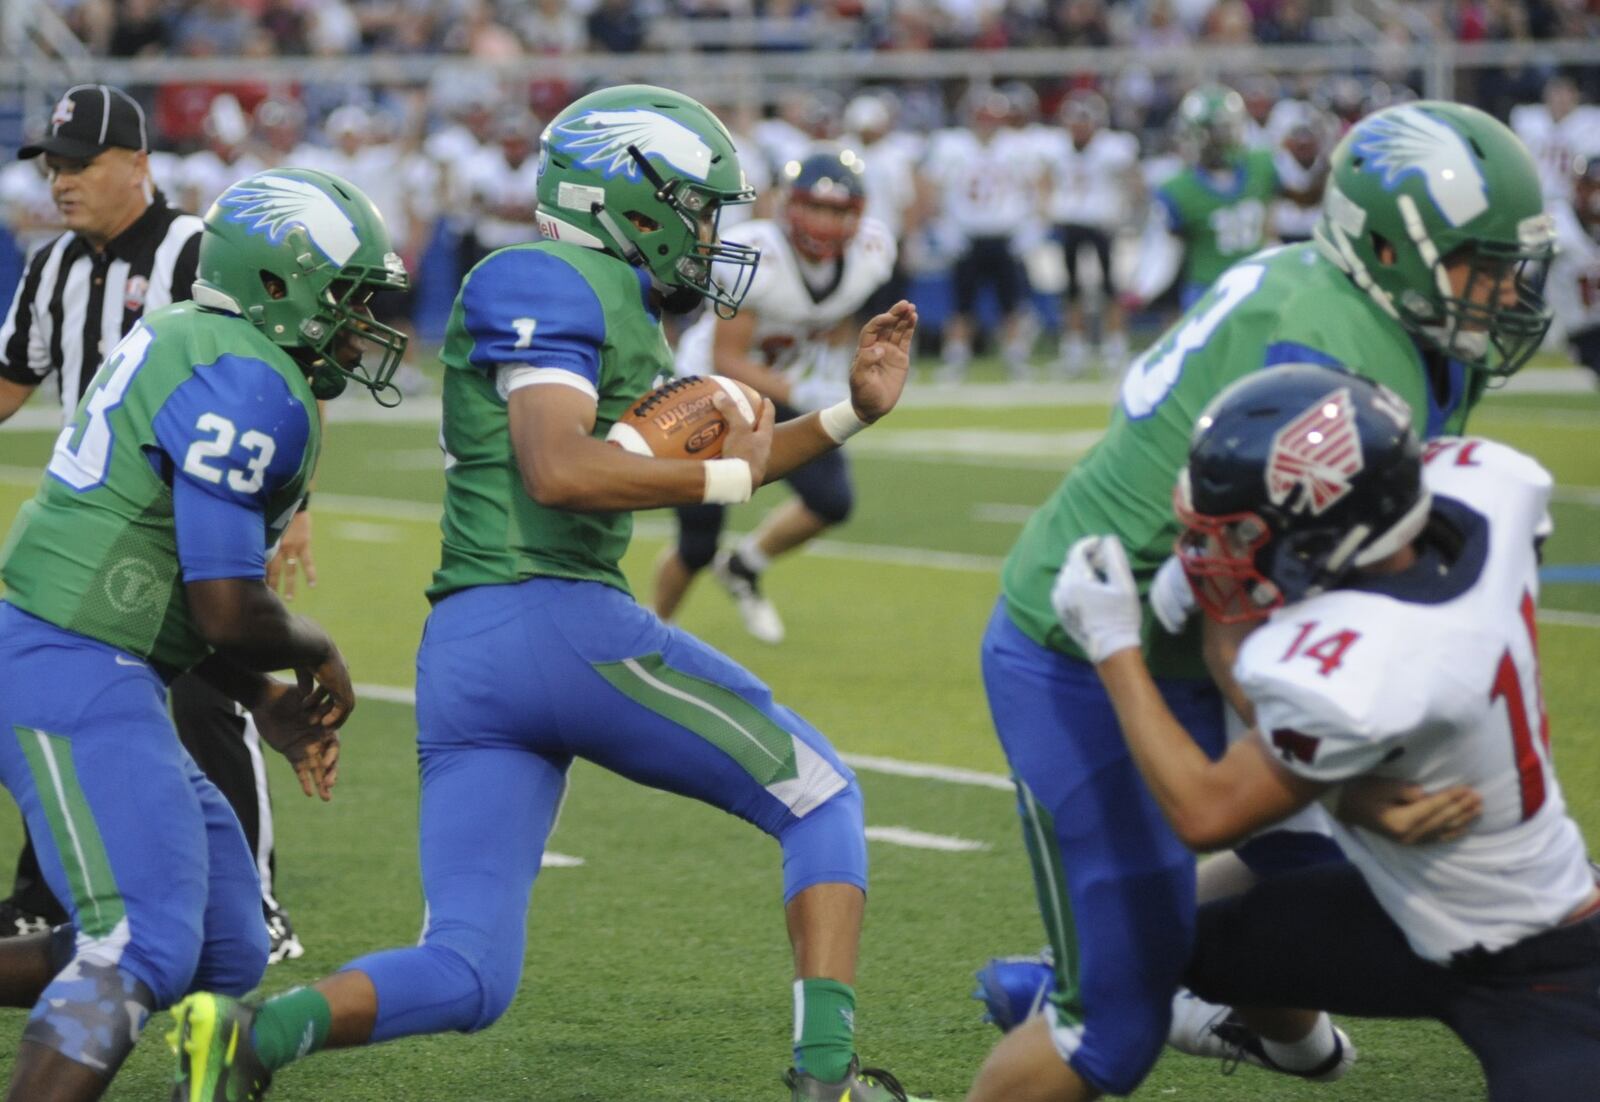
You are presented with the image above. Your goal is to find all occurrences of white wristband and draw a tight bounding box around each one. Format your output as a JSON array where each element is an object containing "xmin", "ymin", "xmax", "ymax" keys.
[
  {"xmin": 702, "ymin": 458, "xmax": 753, "ymax": 505},
  {"xmin": 818, "ymin": 400, "xmax": 869, "ymax": 445}
]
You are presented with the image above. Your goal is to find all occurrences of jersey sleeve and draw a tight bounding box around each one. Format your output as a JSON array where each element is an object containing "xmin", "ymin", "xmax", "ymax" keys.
[
  {"xmin": 459, "ymin": 249, "xmax": 605, "ymax": 399},
  {"xmin": 1422, "ymin": 437, "xmax": 1554, "ymax": 541},
  {"xmin": 1235, "ymin": 608, "xmax": 1428, "ymax": 784},
  {"xmin": 1153, "ymin": 182, "xmax": 1183, "ymax": 233},
  {"xmin": 151, "ymin": 354, "xmax": 312, "ymax": 581}
]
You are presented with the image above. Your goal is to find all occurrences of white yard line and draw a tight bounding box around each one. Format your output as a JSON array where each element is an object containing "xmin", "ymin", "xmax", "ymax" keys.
[
  {"xmin": 865, "ymin": 826, "xmax": 991, "ymax": 852},
  {"xmin": 541, "ymin": 853, "xmax": 585, "ymax": 868}
]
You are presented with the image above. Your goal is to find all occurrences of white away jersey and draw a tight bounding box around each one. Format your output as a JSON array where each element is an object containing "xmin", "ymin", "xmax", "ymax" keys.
[
  {"xmin": 923, "ymin": 129, "xmax": 1041, "ymax": 239},
  {"xmin": 1041, "ymin": 128, "xmax": 1140, "ymax": 229},
  {"xmin": 1510, "ymin": 103, "xmax": 1600, "ymax": 202},
  {"xmin": 1546, "ymin": 202, "xmax": 1600, "ymax": 341},
  {"xmin": 1235, "ymin": 438, "xmax": 1592, "ymax": 962},
  {"xmin": 676, "ymin": 217, "xmax": 895, "ymax": 409}
]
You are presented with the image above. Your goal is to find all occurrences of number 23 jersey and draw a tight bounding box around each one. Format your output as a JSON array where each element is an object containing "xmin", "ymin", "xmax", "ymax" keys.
[
  {"xmin": 1236, "ymin": 438, "xmax": 1592, "ymax": 961},
  {"xmin": 0, "ymin": 304, "xmax": 318, "ymax": 670}
]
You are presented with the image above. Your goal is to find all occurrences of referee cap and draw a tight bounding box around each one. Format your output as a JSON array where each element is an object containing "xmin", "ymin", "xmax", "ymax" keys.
[{"xmin": 20, "ymin": 85, "xmax": 149, "ymax": 161}]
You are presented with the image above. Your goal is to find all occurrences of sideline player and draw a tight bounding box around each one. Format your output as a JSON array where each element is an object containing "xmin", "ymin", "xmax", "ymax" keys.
[
  {"xmin": 653, "ymin": 149, "xmax": 896, "ymax": 644},
  {"xmin": 0, "ymin": 166, "xmax": 407, "ymax": 1102},
  {"xmin": 1125, "ymin": 85, "xmax": 1324, "ymax": 312},
  {"xmin": 1547, "ymin": 155, "xmax": 1600, "ymax": 384},
  {"xmin": 1050, "ymin": 365, "xmax": 1599, "ymax": 1102},
  {"xmin": 170, "ymin": 85, "xmax": 928, "ymax": 1102},
  {"xmin": 969, "ymin": 101, "xmax": 1556, "ymax": 1102}
]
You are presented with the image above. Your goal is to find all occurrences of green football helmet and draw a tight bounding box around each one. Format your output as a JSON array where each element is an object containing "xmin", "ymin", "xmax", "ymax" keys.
[
  {"xmin": 1177, "ymin": 85, "xmax": 1247, "ymax": 169},
  {"xmin": 194, "ymin": 168, "xmax": 410, "ymax": 404},
  {"xmin": 535, "ymin": 84, "xmax": 759, "ymax": 316},
  {"xmin": 1314, "ymin": 101, "xmax": 1554, "ymax": 378}
]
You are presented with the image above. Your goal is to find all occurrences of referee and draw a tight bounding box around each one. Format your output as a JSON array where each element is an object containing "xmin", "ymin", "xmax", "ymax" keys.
[{"xmin": 0, "ymin": 84, "xmax": 305, "ymax": 962}]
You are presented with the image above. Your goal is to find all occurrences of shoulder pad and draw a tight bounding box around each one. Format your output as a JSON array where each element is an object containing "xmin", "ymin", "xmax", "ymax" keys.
[{"xmin": 1421, "ymin": 437, "xmax": 1552, "ymax": 525}]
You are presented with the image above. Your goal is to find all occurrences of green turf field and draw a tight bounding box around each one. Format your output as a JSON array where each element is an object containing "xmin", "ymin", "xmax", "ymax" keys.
[{"xmin": 0, "ymin": 362, "xmax": 1595, "ymax": 1100}]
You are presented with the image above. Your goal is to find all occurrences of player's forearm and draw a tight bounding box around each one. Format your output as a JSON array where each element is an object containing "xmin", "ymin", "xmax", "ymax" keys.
[
  {"xmin": 1096, "ymin": 650, "xmax": 1250, "ymax": 850},
  {"xmin": 521, "ymin": 431, "xmax": 723, "ymax": 511},
  {"xmin": 0, "ymin": 377, "xmax": 36, "ymax": 424},
  {"xmin": 187, "ymin": 578, "xmax": 337, "ymax": 673},
  {"xmin": 764, "ymin": 414, "xmax": 841, "ymax": 482}
]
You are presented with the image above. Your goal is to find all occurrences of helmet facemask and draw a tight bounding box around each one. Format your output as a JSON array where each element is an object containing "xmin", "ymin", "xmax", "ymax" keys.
[
  {"xmin": 1173, "ymin": 475, "xmax": 1283, "ymax": 623},
  {"xmin": 263, "ymin": 252, "xmax": 409, "ymax": 405}
]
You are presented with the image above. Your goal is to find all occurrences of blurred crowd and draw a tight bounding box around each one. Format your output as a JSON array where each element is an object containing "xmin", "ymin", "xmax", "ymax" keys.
[
  {"xmin": 3, "ymin": 63, "xmax": 1599, "ymax": 375},
  {"xmin": 46, "ymin": 0, "xmax": 1600, "ymax": 61}
]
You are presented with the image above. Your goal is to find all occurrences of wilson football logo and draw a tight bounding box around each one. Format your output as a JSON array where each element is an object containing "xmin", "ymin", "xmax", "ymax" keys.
[{"xmin": 1266, "ymin": 387, "xmax": 1364, "ymax": 515}]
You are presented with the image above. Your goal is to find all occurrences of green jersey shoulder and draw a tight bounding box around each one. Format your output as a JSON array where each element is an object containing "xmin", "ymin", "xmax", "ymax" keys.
[
  {"xmin": 1003, "ymin": 242, "xmax": 1480, "ymax": 675},
  {"xmin": 431, "ymin": 241, "xmax": 676, "ymax": 602},
  {"xmin": 0, "ymin": 304, "xmax": 319, "ymax": 669}
]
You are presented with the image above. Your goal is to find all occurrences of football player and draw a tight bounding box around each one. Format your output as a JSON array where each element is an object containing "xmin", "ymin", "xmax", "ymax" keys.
[
  {"xmin": 1038, "ymin": 91, "xmax": 1141, "ymax": 375},
  {"xmin": 1510, "ymin": 74, "xmax": 1600, "ymax": 204},
  {"xmin": 654, "ymin": 149, "xmax": 896, "ymax": 644},
  {"xmin": 968, "ymin": 102, "xmax": 1555, "ymax": 1102},
  {"xmin": 170, "ymin": 85, "xmax": 928, "ymax": 1102},
  {"xmin": 1125, "ymin": 84, "xmax": 1325, "ymax": 312},
  {"xmin": 1546, "ymin": 154, "xmax": 1600, "ymax": 383},
  {"xmin": 0, "ymin": 168, "xmax": 406, "ymax": 1102},
  {"xmin": 1051, "ymin": 365, "xmax": 1600, "ymax": 1102}
]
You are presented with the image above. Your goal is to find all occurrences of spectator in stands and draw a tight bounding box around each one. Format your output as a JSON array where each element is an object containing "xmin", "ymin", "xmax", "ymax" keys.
[
  {"xmin": 588, "ymin": 0, "xmax": 650, "ymax": 51},
  {"xmin": 108, "ymin": 0, "xmax": 171, "ymax": 58}
]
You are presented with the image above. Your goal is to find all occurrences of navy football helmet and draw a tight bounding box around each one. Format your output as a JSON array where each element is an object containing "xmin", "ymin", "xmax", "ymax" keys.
[
  {"xmin": 782, "ymin": 148, "xmax": 867, "ymax": 262},
  {"xmin": 1174, "ymin": 364, "xmax": 1431, "ymax": 622}
]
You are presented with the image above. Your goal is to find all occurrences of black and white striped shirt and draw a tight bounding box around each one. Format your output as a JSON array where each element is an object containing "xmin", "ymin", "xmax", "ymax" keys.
[{"xmin": 0, "ymin": 192, "xmax": 202, "ymax": 421}]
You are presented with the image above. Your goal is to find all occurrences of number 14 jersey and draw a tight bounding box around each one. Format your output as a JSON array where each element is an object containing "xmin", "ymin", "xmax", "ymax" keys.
[{"xmin": 1237, "ymin": 438, "xmax": 1592, "ymax": 961}]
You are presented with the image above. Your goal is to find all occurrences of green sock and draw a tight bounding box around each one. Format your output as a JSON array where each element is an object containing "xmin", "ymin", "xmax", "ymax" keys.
[
  {"xmin": 250, "ymin": 986, "xmax": 332, "ymax": 1072},
  {"xmin": 793, "ymin": 978, "xmax": 856, "ymax": 1083}
]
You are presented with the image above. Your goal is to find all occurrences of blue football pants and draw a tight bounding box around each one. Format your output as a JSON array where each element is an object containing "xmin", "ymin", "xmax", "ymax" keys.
[{"xmin": 349, "ymin": 578, "xmax": 867, "ymax": 1041}]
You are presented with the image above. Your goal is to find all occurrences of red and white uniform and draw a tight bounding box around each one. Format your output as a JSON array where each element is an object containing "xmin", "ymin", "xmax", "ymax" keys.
[
  {"xmin": 1510, "ymin": 102, "xmax": 1600, "ymax": 203},
  {"xmin": 923, "ymin": 128, "xmax": 1041, "ymax": 241},
  {"xmin": 676, "ymin": 216, "xmax": 895, "ymax": 410},
  {"xmin": 1546, "ymin": 202, "xmax": 1600, "ymax": 342},
  {"xmin": 1040, "ymin": 128, "xmax": 1140, "ymax": 230},
  {"xmin": 461, "ymin": 146, "xmax": 541, "ymax": 252},
  {"xmin": 1236, "ymin": 439, "xmax": 1593, "ymax": 962}
]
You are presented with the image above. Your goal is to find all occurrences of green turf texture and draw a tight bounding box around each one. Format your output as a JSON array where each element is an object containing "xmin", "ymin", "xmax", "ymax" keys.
[{"xmin": 0, "ymin": 365, "xmax": 1595, "ymax": 1099}]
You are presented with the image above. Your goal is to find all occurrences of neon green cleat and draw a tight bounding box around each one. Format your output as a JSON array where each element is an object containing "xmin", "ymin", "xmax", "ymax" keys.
[
  {"xmin": 784, "ymin": 1057, "xmax": 937, "ymax": 1101},
  {"xmin": 168, "ymin": 992, "xmax": 272, "ymax": 1102}
]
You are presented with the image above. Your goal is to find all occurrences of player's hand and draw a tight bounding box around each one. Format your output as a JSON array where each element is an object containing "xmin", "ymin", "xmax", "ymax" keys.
[
  {"xmin": 1053, "ymin": 535, "xmax": 1143, "ymax": 662},
  {"xmin": 1150, "ymin": 554, "xmax": 1197, "ymax": 634},
  {"xmin": 266, "ymin": 510, "xmax": 316, "ymax": 601},
  {"xmin": 250, "ymin": 679, "xmax": 342, "ymax": 801},
  {"xmin": 716, "ymin": 391, "xmax": 775, "ymax": 486},
  {"xmin": 847, "ymin": 300, "xmax": 917, "ymax": 424},
  {"xmin": 295, "ymin": 642, "xmax": 356, "ymax": 730},
  {"xmin": 1336, "ymin": 776, "xmax": 1483, "ymax": 844}
]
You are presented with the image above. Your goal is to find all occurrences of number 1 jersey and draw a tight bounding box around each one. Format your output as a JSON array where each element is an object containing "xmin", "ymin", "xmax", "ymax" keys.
[{"xmin": 0, "ymin": 304, "xmax": 319, "ymax": 670}]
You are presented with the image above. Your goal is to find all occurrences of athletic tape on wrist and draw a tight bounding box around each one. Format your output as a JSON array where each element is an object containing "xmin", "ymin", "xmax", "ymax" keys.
[
  {"xmin": 702, "ymin": 458, "xmax": 753, "ymax": 505},
  {"xmin": 818, "ymin": 400, "xmax": 869, "ymax": 444}
]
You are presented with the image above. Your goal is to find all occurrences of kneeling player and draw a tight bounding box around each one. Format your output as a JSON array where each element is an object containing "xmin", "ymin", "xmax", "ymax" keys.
[
  {"xmin": 654, "ymin": 149, "xmax": 895, "ymax": 644},
  {"xmin": 1047, "ymin": 365, "xmax": 1600, "ymax": 1102}
]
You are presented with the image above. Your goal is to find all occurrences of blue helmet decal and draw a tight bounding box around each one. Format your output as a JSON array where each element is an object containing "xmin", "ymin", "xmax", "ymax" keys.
[
  {"xmin": 1348, "ymin": 106, "xmax": 1488, "ymax": 226},
  {"xmin": 549, "ymin": 109, "xmax": 713, "ymax": 183}
]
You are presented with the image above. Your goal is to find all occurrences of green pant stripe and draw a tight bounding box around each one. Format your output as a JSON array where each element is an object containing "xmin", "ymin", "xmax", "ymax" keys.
[
  {"xmin": 1017, "ymin": 778, "xmax": 1083, "ymax": 1021},
  {"xmin": 15, "ymin": 726, "xmax": 125, "ymax": 937},
  {"xmin": 594, "ymin": 654, "xmax": 798, "ymax": 786}
]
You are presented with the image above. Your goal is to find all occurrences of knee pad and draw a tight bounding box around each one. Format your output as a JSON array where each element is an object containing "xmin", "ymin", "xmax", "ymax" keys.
[
  {"xmin": 355, "ymin": 938, "xmax": 522, "ymax": 1041},
  {"xmin": 675, "ymin": 505, "xmax": 726, "ymax": 571},
  {"xmin": 777, "ymin": 775, "xmax": 867, "ymax": 902},
  {"xmin": 24, "ymin": 949, "xmax": 155, "ymax": 1075}
]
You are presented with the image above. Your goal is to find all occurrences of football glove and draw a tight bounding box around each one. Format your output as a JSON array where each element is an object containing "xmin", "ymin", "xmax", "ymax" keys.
[
  {"xmin": 1149, "ymin": 554, "xmax": 1198, "ymax": 635},
  {"xmin": 1053, "ymin": 535, "xmax": 1142, "ymax": 662}
]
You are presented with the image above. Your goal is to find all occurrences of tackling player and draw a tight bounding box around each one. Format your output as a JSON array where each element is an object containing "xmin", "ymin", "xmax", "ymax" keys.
[
  {"xmin": 169, "ymin": 85, "xmax": 927, "ymax": 1102},
  {"xmin": 0, "ymin": 167, "xmax": 406, "ymax": 1102},
  {"xmin": 1050, "ymin": 365, "xmax": 1600, "ymax": 1102},
  {"xmin": 654, "ymin": 149, "xmax": 896, "ymax": 644},
  {"xmin": 969, "ymin": 101, "xmax": 1556, "ymax": 1102}
]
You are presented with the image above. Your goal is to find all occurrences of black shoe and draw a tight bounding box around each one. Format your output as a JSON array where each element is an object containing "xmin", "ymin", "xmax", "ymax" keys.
[
  {"xmin": 263, "ymin": 902, "xmax": 303, "ymax": 964},
  {"xmin": 0, "ymin": 898, "xmax": 51, "ymax": 938}
]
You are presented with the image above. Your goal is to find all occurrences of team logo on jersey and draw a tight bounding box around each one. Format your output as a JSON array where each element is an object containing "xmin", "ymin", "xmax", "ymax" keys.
[
  {"xmin": 51, "ymin": 95, "xmax": 76, "ymax": 129},
  {"xmin": 1349, "ymin": 107, "xmax": 1488, "ymax": 226},
  {"xmin": 217, "ymin": 174, "xmax": 360, "ymax": 266},
  {"xmin": 549, "ymin": 109, "xmax": 713, "ymax": 183},
  {"xmin": 1266, "ymin": 387, "xmax": 1364, "ymax": 515}
]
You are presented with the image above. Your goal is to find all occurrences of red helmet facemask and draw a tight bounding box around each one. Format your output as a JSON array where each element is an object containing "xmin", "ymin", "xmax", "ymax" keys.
[
  {"xmin": 786, "ymin": 192, "xmax": 863, "ymax": 263},
  {"xmin": 1172, "ymin": 477, "xmax": 1282, "ymax": 624}
]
